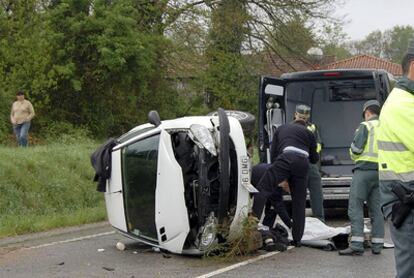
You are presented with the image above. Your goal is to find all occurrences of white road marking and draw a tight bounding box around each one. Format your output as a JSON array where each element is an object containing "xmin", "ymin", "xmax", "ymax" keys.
[
  {"xmin": 195, "ymin": 246, "xmax": 294, "ymax": 278},
  {"xmin": 27, "ymin": 231, "xmax": 116, "ymax": 249}
]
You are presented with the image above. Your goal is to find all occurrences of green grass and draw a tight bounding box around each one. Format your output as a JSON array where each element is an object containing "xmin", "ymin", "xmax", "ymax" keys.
[{"xmin": 0, "ymin": 142, "xmax": 107, "ymax": 238}]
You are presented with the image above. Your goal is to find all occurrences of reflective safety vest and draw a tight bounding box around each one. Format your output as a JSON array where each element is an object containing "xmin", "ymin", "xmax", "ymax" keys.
[
  {"xmin": 378, "ymin": 87, "xmax": 414, "ymax": 182},
  {"xmin": 350, "ymin": 120, "xmax": 379, "ymax": 163},
  {"xmin": 307, "ymin": 123, "xmax": 322, "ymax": 153}
]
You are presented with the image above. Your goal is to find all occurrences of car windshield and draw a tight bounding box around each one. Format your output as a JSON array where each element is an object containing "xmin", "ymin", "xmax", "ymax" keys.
[{"xmin": 122, "ymin": 134, "xmax": 160, "ymax": 241}]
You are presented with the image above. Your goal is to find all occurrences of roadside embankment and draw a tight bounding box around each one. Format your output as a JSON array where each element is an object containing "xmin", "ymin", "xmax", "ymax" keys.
[{"xmin": 0, "ymin": 143, "xmax": 106, "ymax": 238}]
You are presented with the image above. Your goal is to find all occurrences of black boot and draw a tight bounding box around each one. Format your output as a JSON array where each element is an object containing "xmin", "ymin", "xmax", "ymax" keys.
[{"xmin": 338, "ymin": 247, "xmax": 363, "ymax": 256}]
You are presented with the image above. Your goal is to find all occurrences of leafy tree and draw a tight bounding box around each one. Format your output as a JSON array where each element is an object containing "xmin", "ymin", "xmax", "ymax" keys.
[
  {"xmin": 383, "ymin": 25, "xmax": 414, "ymax": 63},
  {"xmin": 346, "ymin": 25, "xmax": 414, "ymax": 63},
  {"xmin": 318, "ymin": 22, "xmax": 351, "ymax": 60}
]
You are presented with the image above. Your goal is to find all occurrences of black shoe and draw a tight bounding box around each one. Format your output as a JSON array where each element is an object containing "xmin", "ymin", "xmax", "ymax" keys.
[
  {"xmin": 265, "ymin": 241, "xmax": 287, "ymax": 252},
  {"xmin": 289, "ymin": 240, "xmax": 302, "ymax": 247},
  {"xmin": 338, "ymin": 247, "xmax": 363, "ymax": 256},
  {"xmin": 372, "ymin": 249, "xmax": 382, "ymax": 255}
]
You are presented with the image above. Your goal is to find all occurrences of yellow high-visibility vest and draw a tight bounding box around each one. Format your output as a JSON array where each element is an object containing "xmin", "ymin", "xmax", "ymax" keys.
[
  {"xmin": 350, "ymin": 120, "xmax": 379, "ymax": 163},
  {"xmin": 307, "ymin": 123, "xmax": 322, "ymax": 153},
  {"xmin": 378, "ymin": 87, "xmax": 414, "ymax": 182}
]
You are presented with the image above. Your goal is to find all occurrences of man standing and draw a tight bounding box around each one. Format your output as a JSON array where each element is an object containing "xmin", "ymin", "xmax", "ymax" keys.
[
  {"xmin": 378, "ymin": 40, "xmax": 414, "ymax": 277},
  {"xmin": 295, "ymin": 104, "xmax": 325, "ymax": 222},
  {"xmin": 252, "ymin": 118, "xmax": 318, "ymax": 246},
  {"xmin": 339, "ymin": 100, "xmax": 384, "ymax": 256},
  {"xmin": 10, "ymin": 91, "xmax": 35, "ymax": 147},
  {"xmin": 262, "ymin": 104, "xmax": 325, "ymax": 227}
]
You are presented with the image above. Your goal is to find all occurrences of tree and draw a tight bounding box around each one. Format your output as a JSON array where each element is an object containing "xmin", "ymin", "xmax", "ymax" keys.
[
  {"xmin": 383, "ymin": 25, "xmax": 414, "ymax": 63},
  {"xmin": 347, "ymin": 30, "xmax": 385, "ymax": 57},
  {"xmin": 318, "ymin": 21, "xmax": 351, "ymax": 60},
  {"xmin": 346, "ymin": 25, "xmax": 414, "ymax": 63},
  {"xmin": 269, "ymin": 16, "xmax": 317, "ymax": 58}
]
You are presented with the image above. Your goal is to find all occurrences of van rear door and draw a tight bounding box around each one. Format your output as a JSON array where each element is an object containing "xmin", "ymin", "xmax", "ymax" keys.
[{"xmin": 258, "ymin": 76, "xmax": 286, "ymax": 163}]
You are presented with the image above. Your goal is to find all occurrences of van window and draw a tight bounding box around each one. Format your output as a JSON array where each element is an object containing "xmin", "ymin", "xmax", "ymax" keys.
[
  {"xmin": 329, "ymin": 79, "xmax": 376, "ymax": 101},
  {"xmin": 122, "ymin": 134, "xmax": 160, "ymax": 241}
]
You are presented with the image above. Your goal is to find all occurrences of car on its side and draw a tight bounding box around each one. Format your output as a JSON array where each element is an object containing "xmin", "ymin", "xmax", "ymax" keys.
[{"xmin": 100, "ymin": 109, "xmax": 256, "ymax": 255}]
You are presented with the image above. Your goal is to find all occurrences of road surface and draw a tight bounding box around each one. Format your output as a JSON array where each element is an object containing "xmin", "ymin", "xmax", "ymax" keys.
[{"xmin": 0, "ymin": 211, "xmax": 396, "ymax": 278}]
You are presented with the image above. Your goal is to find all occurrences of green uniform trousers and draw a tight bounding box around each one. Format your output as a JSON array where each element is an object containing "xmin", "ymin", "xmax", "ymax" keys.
[
  {"xmin": 381, "ymin": 180, "xmax": 414, "ymax": 278},
  {"xmin": 307, "ymin": 163, "xmax": 325, "ymax": 221},
  {"xmin": 348, "ymin": 169, "xmax": 384, "ymax": 252}
]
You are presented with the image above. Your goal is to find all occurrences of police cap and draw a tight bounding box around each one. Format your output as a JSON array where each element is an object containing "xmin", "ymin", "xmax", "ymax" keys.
[
  {"xmin": 362, "ymin": 100, "xmax": 380, "ymax": 117},
  {"xmin": 295, "ymin": 104, "xmax": 311, "ymax": 115}
]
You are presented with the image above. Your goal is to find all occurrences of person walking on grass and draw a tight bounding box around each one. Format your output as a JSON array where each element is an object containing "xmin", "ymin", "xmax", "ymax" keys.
[{"xmin": 10, "ymin": 91, "xmax": 35, "ymax": 147}]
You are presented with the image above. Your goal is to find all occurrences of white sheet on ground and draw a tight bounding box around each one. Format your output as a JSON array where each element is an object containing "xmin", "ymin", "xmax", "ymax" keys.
[{"xmin": 301, "ymin": 217, "xmax": 349, "ymax": 241}]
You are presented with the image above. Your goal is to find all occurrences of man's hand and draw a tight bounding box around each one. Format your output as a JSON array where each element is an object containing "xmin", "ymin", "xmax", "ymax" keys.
[{"xmin": 278, "ymin": 180, "xmax": 290, "ymax": 193}]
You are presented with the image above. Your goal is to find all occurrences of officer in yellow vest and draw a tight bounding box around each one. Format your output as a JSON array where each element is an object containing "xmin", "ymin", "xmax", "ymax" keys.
[
  {"xmin": 295, "ymin": 104, "xmax": 325, "ymax": 221},
  {"xmin": 339, "ymin": 100, "xmax": 384, "ymax": 256},
  {"xmin": 378, "ymin": 40, "xmax": 414, "ymax": 277}
]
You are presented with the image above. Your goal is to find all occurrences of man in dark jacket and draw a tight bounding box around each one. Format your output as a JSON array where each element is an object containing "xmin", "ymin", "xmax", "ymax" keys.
[
  {"xmin": 252, "ymin": 119, "xmax": 319, "ymax": 246},
  {"xmin": 251, "ymin": 163, "xmax": 292, "ymax": 229}
]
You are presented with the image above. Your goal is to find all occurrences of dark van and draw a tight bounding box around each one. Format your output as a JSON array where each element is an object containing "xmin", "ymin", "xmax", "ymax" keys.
[{"xmin": 258, "ymin": 69, "xmax": 393, "ymax": 207}]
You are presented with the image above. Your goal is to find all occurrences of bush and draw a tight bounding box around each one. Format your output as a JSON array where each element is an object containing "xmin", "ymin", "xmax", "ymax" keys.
[{"xmin": 41, "ymin": 121, "xmax": 93, "ymax": 145}]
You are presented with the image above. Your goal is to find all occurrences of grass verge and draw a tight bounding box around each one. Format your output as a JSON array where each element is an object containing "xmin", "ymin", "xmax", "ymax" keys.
[{"xmin": 0, "ymin": 142, "xmax": 106, "ymax": 238}]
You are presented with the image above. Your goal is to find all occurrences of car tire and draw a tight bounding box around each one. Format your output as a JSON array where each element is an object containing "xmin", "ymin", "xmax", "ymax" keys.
[{"xmin": 208, "ymin": 110, "xmax": 256, "ymax": 137}]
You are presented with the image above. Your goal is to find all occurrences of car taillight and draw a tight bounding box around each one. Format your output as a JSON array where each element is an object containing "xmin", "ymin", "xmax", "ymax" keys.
[{"xmin": 323, "ymin": 72, "xmax": 341, "ymax": 77}]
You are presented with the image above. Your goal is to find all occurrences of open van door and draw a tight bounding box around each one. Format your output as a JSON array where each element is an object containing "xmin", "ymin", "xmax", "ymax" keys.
[{"xmin": 258, "ymin": 76, "xmax": 286, "ymax": 163}]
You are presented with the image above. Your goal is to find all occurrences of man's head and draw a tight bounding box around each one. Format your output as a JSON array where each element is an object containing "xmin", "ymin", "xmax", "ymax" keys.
[
  {"xmin": 362, "ymin": 100, "xmax": 381, "ymax": 121},
  {"xmin": 401, "ymin": 39, "xmax": 414, "ymax": 80},
  {"xmin": 16, "ymin": 91, "xmax": 25, "ymax": 101},
  {"xmin": 294, "ymin": 104, "xmax": 311, "ymax": 122}
]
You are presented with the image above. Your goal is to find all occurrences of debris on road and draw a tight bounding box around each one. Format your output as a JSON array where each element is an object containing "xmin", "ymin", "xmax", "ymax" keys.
[{"xmin": 116, "ymin": 241, "xmax": 125, "ymax": 251}]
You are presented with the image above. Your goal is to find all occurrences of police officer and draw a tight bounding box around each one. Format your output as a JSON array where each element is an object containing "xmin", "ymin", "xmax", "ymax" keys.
[
  {"xmin": 262, "ymin": 104, "xmax": 325, "ymax": 227},
  {"xmin": 252, "ymin": 118, "xmax": 318, "ymax": 246},
  {"xmin": 339, "ymin": 100, "xmax": 384, "ymax": 256},
  {"xmin": 295, "ymin": 104, "xmax": 325, "ymax": 222},
  {"xmin": 378, "ymin": 40, "xmax": 414, "ymax": 277}
]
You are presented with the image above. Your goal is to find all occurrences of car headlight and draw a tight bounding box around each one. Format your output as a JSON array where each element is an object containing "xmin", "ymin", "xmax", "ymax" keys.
[
  {"xmin": 189, "ymin": 124, "xmax": 217, "ymax": 156},
  {"xmin": 198, "ymin": 213, "xmax": 217, "ymax": 251}
]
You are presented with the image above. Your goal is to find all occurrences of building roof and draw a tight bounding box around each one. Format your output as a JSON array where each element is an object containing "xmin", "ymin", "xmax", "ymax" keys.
[{"xmin": 323, "ymin": 54, "xmax": 402, "ymax": 76}]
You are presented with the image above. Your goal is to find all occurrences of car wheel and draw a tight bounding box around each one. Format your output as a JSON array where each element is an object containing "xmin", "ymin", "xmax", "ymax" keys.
[{"xmin": 208, "ymin": 110, "xmax": 255, "ymax": 137}]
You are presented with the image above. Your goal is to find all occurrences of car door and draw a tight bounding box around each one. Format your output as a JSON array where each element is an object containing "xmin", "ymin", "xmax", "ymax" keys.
[
  {"xmin": 105, "ymin": 148, "xmax": 127, "ymax": 232},
  {"xmin": 118, "ymin": 129, "xmax": 161, "ymax": 245},
  {"xmin": 258, "ymin": 76, "xmax": 286, "ymax": 163}
]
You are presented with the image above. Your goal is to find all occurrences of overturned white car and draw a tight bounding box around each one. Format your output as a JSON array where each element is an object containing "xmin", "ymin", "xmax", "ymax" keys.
[{"xmin": 96, "ymin": 109, "xmax": 253, "ymax": 255}]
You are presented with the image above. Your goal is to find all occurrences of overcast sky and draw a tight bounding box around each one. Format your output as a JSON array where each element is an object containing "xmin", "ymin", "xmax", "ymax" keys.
[{"xmin": 338, "ymin": 0, "xmax": 414, "ymax": 40}]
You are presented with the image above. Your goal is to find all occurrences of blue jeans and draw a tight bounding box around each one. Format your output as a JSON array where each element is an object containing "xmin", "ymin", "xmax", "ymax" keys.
[{"xmin": 13, "ymin": 121, "xmax": 31, "ymax": 147}]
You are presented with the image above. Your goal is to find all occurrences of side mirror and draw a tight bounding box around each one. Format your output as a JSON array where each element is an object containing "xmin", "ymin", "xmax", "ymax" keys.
[{"xmin": 148, "ymin": 110, "xmax": 161, "ymax": 127}]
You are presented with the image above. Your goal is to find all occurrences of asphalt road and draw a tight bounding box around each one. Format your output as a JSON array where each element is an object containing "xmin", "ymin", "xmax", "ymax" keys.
[{"xmin": 0, "ymin": 211, "xmax": 397, "ymax": 278}]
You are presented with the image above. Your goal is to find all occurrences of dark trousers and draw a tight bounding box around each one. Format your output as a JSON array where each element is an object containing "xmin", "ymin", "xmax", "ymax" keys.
[
  {"xmin": 252, "ymin": 152, "xmax": 309, "ymax": 242},
  {"xmin": 251, "ymin": 163, "xmax": 291, "ymax": 228}
]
